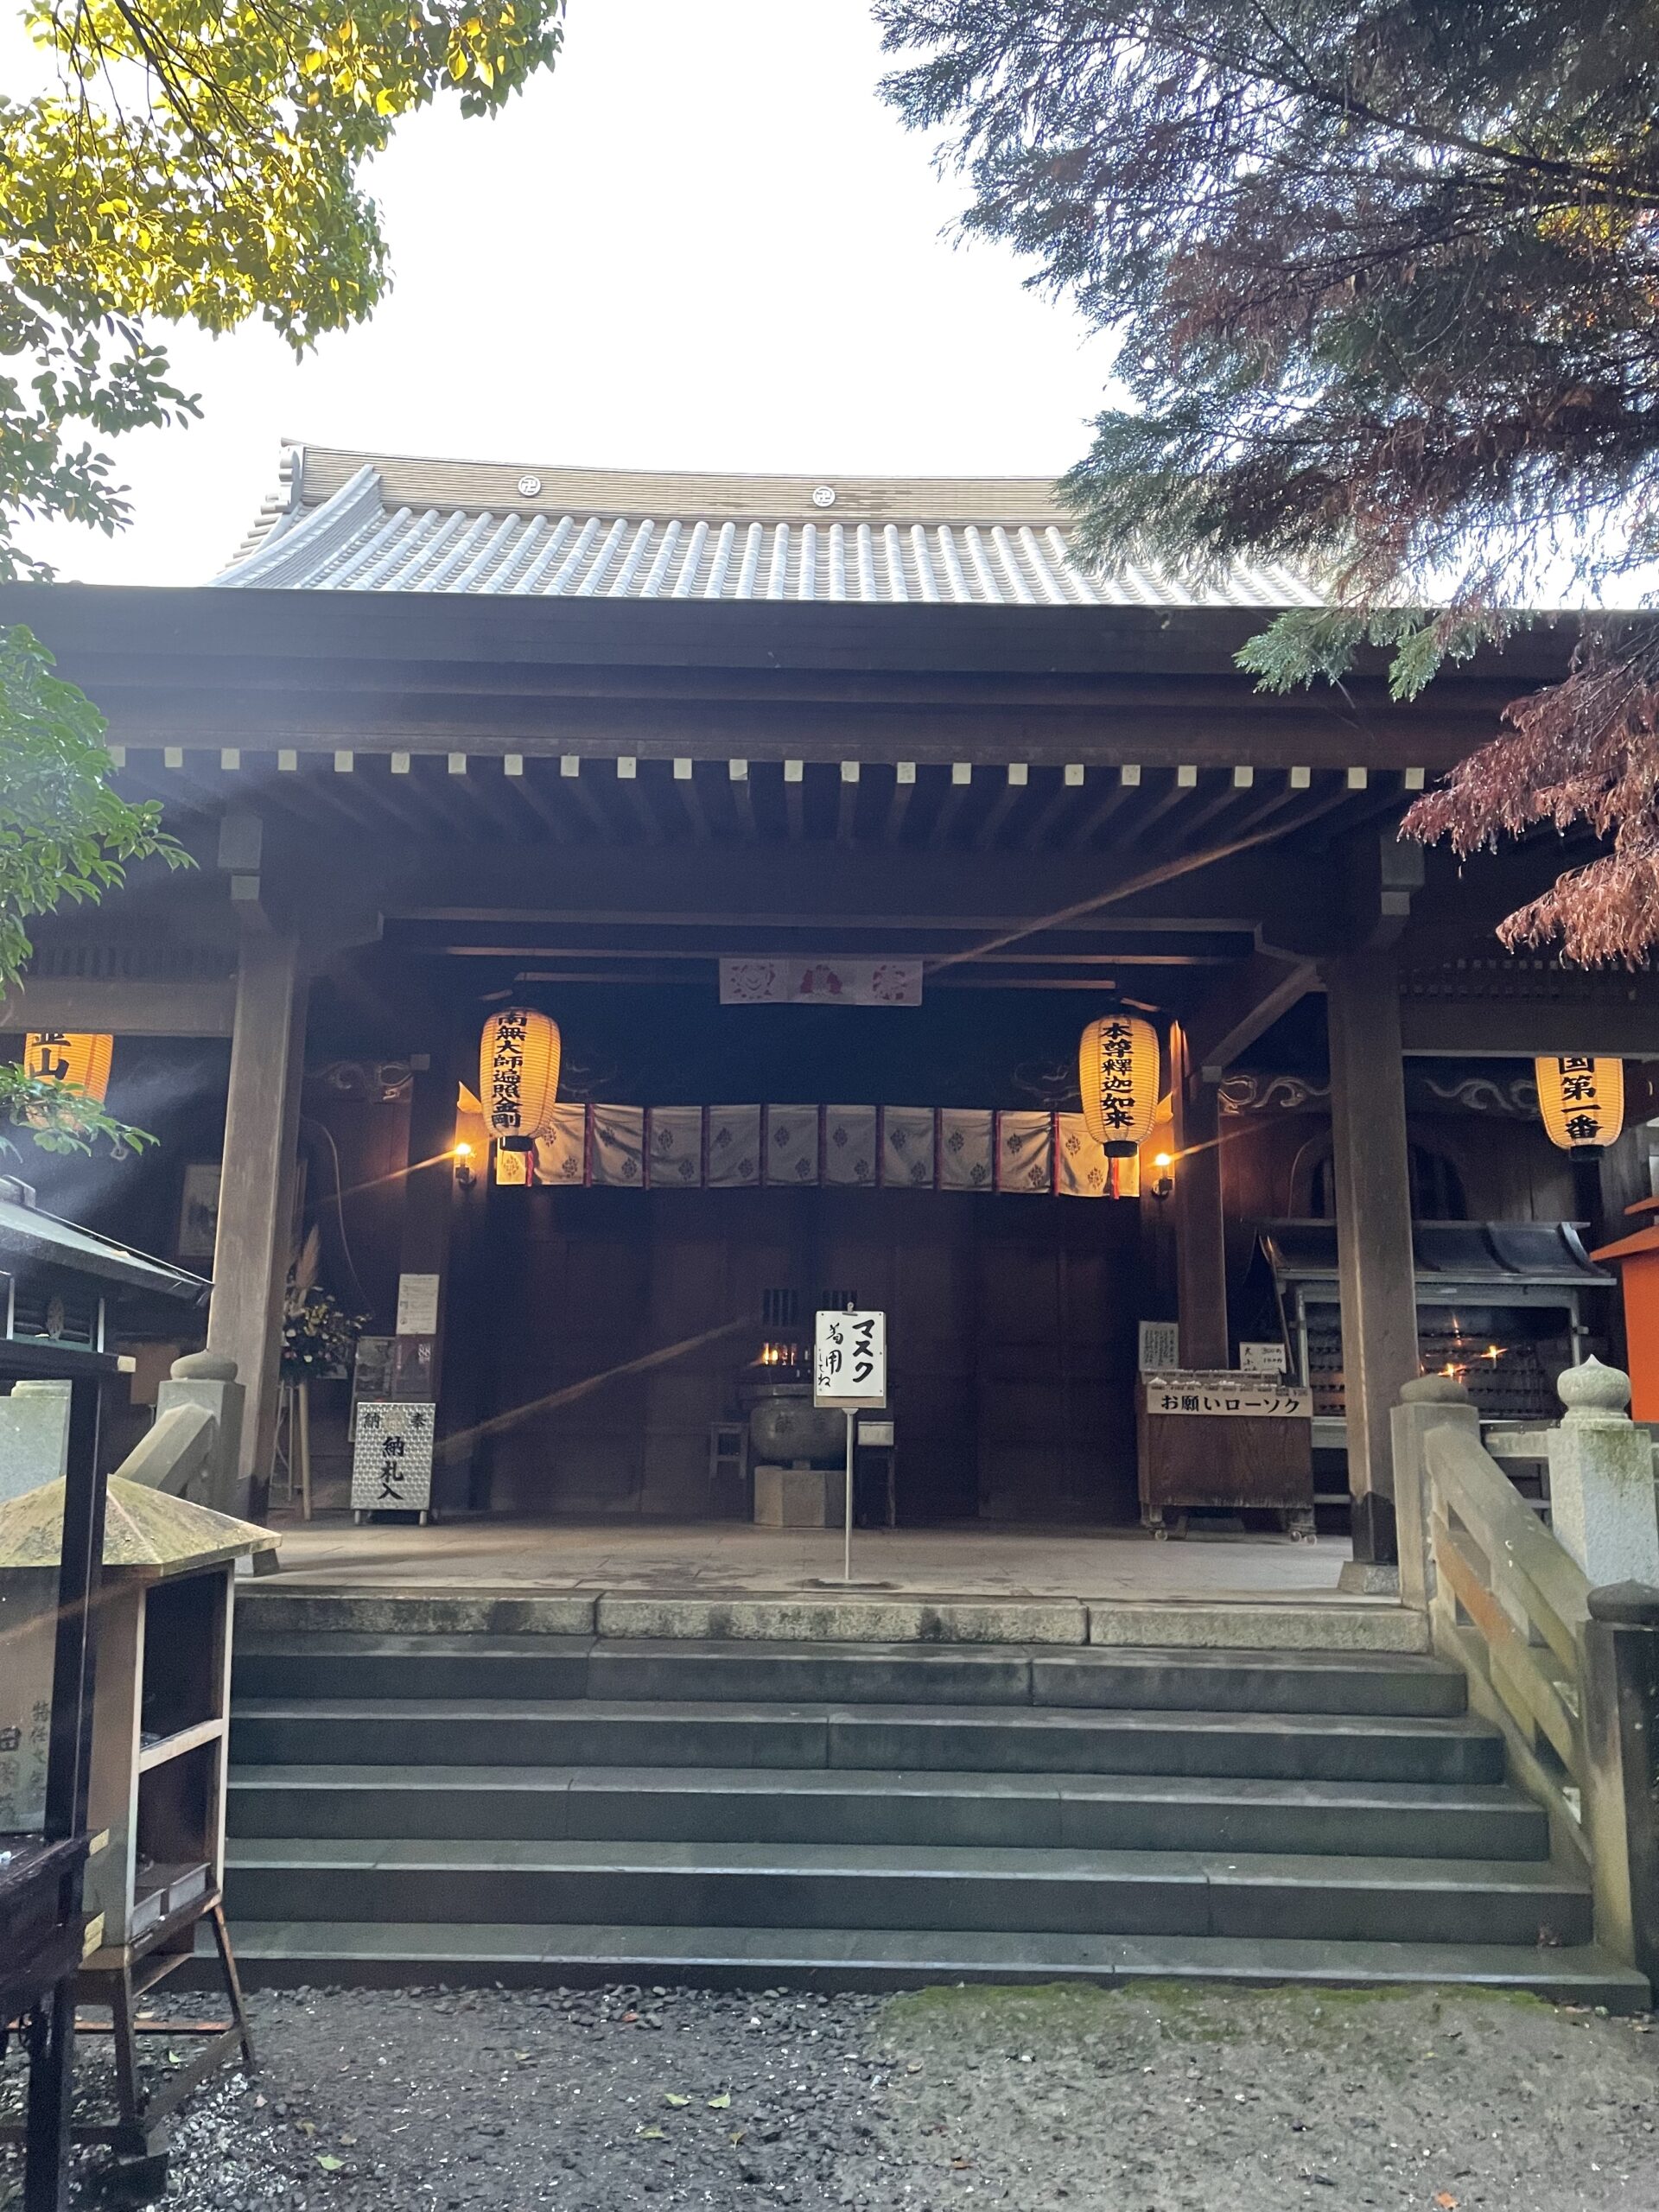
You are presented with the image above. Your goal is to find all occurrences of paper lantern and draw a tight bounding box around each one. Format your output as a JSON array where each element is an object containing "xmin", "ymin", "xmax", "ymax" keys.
[
  {"xmin": 1535, "ymin": 1054, "xmax": 1624, "ymax": 1152},
  {"xmin": 480, "ymin": 1009, "xmax": 561, "ymax": 1143},
  {"xmin": 1080, "ymin": 1014, "xmax": 1160, "ymax": 1157},
  {"xmin": 24, "ymin": 1031, "xmax": 113, "ymax": 1103}
]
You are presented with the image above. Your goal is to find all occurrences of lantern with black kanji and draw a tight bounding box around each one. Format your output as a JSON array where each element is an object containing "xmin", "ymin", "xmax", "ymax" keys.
[
  {"xmin": 1079, "ymin": 1014, "xmax": 1160, "ymax": 1158},
  {"xmin": 1535, "ymin": 1055, "xmax": 1624, "ymax": 1153},
  {"xmin": 23, "ymin": 1031, "xmax": 113, "ymax": 1103},
  {"xmin": 480, "ymin": 1009, "xmax": 561, "ymax": 1148}
]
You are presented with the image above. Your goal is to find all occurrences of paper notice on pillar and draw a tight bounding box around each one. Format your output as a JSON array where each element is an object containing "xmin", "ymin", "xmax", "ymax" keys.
[
  {"xmin": 590, "ymin": 1104, "xmax": 645, "ymax": 1187},
  {"xmin": 996, "ymin": 1111, "xmax": 1054, "ymax": 1193},
  {"xmin": 1056, "ymin": 1114, "xmax": 1109, "ymax": 1198},
  {"xmin": 645, "ymin": 1107, "xmax": 702, "ymax": 1186},
  {"xmin": 533, "ymin": 1104, "xmax": 588, "ymax": 1186},
  {"xmin": 706, "ymin": 1105, "xmax": 762, "ymax": 1187},
  {"xmin": 823, "ymin": 1105, "xmax": 878, "ymax": 1186},
  {"xmin": 880, "ymin": 1107, "xmax": 936, "ymax": 1188},
  {"xmin": 765, "ymin": 1105, "xmax": 820, "ymax": 1185},
  {"xmin": 395, "ymin": 1272, "xmax": 441, "ymax": 1335},
  {"xmin": 351, "ymin": 1402, "xmax": 435, "ymax": 1514},
  {"xmin": 938, "ymin": 1109, "xmax": 994, "ymax": 1192},
  {"xmin": 493, "ymin": 1144, "xmax": 532, "ymax": 1186}
]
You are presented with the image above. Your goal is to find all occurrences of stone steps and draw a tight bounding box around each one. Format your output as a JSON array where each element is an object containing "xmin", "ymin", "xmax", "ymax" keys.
[
  {"xmin": 232, "ymin": 1634, "xmax": 1465, "ymax": 1714},
  {"xmin": 213, "ymin": 1922, "xmax": 1650, "ymax": 2009},
  {"xmin": 227, "ymin": 1762, "xmax": 1546, "ymax": 1859},
  {"xmin": 224, "ymin": 1836, "xmax": 1594, "ymax": 1948},
  {"xmin": 217, "ymin": 1629, "xmax": 1648, "ymax": 2006},
  {"xmin": 230, "ymin": 1695, "xmax": 1507, "ymax": 1784},
  {"xmin": 236, "ymin": 1588, "xmax": 1430, "ymax": 1653}
]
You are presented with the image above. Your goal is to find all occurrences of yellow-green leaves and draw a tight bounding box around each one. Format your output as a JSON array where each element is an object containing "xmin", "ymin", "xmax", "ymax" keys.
[{"xmin": 1, "ymin": 0, "xmax": 564, "ymax": 577}]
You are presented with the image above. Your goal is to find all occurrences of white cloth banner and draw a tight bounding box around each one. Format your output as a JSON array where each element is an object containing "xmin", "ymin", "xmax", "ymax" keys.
[
  {"xmin": 706, "ymin": 1104, "xmax": 762, "ymax": 1188},
  {"xmin": 518, "ymin": 1105, "xmax": 1137, "ymax": 1197},
  {"xmin": 938, "ymin": 1109, "xmax": 995, "ymax": 1192},
  {"xmin": 996, "ymin": 1111, "xmax": 1053, "ymax": 1193},
  {"xmin": 590, "ymin": 1104, "xmax": 645, "ymax": 1187},
  {"xmin": 645, "ymin": 1107, "xmax": 702, "ymax": 1187},
  {"xmin": 1056, "ymin": 1112, "xmax": 1109, "ymax": 1198},
  {"xmin": 881, "ymin": 1107, "xmax": 936, "ymax": 1188},
  {"xmin": 823, "ymin": 1105, "xmax": 878, "ymax": 1186},
  {"xmin": 765, "ymin": 1105, "xmax": 820, "ymax": 1185},
  {"xmin": 534, "ymin": 1103, "xmax": 588, "ymax": 1186},
  {"xmin": 719, "ymin": 958, "xmax": 923, "ymax": 1007}
]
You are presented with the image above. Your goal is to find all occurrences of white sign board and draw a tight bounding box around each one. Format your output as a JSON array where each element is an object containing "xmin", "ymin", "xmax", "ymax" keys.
[
  {"xmin": 395, "ymin": 1272, "xmax": 441, "ymax": 1336},
  {"xmin": 1239, "ymin": 1340, "xmax": 1289, "ymax": 1376},
  {"xmin": 1137, "ymin": 1320, "xmax": 1180, "ymax": 1373},
  {"xmin": 352, "ymin": 1402, "xmax": 435, "ymax": 1513},
  {"xmin": 814, "ymin": 1309, "xmax": 887, "ymax": 1410},
  {"xmin": 1144, "ymin": 1371, "xmax": 1311, "ymax": 1420}
]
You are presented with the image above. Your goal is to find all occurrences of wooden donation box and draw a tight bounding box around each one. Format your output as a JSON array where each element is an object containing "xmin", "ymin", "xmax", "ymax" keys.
[
  {"xmin": 0, "ymin": 1475, "xmax": 275, "ymax": 2178},
  {"xmin": 1136, "ymin": 1370, "xmax": 1315, "ymax": 1539}
]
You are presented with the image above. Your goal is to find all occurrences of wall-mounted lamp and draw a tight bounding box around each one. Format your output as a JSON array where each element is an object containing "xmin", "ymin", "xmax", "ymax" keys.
[
  {"xmin": 454, "ymin": 1140, "xmax": 476, "ymax": 1190},
  {"xmin": 1151, "ymin": 1151, "xmax": 1174, "ymax": 1203}
]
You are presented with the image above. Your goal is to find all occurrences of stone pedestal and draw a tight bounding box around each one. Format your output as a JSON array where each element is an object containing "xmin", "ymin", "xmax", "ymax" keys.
[
  {"xmin": 1547, "ymin": 1359, "xmax": 1659, "ymax": 1587},
  {"xmin": 753, "ymin": 1465, "xmax": 847, "ymax": 1529}
]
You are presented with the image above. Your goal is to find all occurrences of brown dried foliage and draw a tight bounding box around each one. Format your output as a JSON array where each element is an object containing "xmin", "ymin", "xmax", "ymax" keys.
[{"xmin": 1403, "ymin": 633, "xmax": 1659, "ymax": 964}]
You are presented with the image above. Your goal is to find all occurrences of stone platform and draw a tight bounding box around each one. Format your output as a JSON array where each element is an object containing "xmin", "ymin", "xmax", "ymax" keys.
[{"xmin": 247, "ymin": 1517, "xmax": 1420, "ymax": 1652}]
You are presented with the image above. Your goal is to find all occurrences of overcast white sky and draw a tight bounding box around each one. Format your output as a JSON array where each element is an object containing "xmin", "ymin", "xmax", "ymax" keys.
[{"xmin": 17, "ymin": 0, "xmax": 1114, "ymax": 587}]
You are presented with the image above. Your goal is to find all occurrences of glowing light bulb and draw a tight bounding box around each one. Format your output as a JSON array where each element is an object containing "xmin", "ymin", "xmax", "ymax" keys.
[
  {"xmin": 454, "ymin": 1141, "xmax": 474, "ymax": 1160},
  {"xmin": 1153, "ymin": 1152, "xmax": 1173, "ymax": 1170}
]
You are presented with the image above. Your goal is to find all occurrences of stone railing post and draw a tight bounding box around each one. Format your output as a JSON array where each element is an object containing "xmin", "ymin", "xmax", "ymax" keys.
[
  {"xmin": 1390, "ymin": 1375, "xmax": 1478, "ymax": 1612},
  {"xmin": 1547, "ymin": 1359, "xmax": 1659, "ymax": 1587},
  {"xmin": 1581, "ymin": 1582, "xmax": 1659, "ymax": 1987},
  {"xmin": 155, "ymin": 1351, "xmax": 245, "ymax": 1518}
]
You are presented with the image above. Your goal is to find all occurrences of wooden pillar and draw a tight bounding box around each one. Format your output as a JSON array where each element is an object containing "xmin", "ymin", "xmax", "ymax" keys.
[
  {"xmin": 1171, "ymin": 1028, "xmax": 1230, "ymax": 1368},
  {"xmin": 1324, "ymin": 950, "xmax": 1418, "ymax": 1563},
  {"xmin": 207, "ymin": 933, "xmax": 308, "ymax": 1521}
]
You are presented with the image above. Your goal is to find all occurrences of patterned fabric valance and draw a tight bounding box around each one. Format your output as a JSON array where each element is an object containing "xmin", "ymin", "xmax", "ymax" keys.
[{"xmin": 525, "ymin": 1105, "xmax": 1141, "ymax": 1198}]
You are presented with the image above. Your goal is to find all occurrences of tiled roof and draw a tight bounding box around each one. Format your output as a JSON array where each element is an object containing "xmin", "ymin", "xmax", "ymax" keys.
[{"xmin": 213, "ymin": 446, "xmax": 1321, "ymax": 609}]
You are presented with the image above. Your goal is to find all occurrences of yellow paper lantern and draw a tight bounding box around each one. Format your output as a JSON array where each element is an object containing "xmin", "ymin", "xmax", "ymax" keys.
[
  {"xmin": 1535, "ymin": 1054, "xmax": 1624, "ymax": 1152},
  {"xmin": 24, "ymin": 1031, "xmax": 113, "ymax": 1103},
  {"xmin": 480, "ymin": 1009, "xmax": 561, "ymax": 1143},
  {"xmin": 1080, "ymin": 1014, "xmax": 1160, "ymax": 1157}
]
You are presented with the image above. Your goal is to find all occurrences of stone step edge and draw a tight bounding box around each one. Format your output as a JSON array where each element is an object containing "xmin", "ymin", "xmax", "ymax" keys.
[
  {"xmin": 223, "ymin": 1838, "xmax": 1584, "ymax": 1892},
  {"xmin": 228, "ymin": 1694, "xmax": 1493, "ymax": 1739},
  {"xmin": 225, "ymin": 1763, "xmax": 1526, "ymax": 1810},
  {"xmin": 187, "ymin": 1923, "xmax": 1651, "ymax": 2010},
  {"xmin": 236, "ymin": 1588, "xmax": 1429, "ymax": 1654}
]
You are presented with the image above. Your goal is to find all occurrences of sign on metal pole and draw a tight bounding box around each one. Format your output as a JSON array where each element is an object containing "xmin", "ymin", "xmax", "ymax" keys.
[{"xmin": 814, "ymin": 1309, "xmax": 887, "ymax": 1582}]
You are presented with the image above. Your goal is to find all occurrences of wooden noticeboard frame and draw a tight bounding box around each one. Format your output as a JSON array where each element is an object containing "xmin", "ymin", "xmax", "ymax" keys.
[{"xmin": 1136, "ymin": 1370, "xmax": 1315, "ymax": 1539}]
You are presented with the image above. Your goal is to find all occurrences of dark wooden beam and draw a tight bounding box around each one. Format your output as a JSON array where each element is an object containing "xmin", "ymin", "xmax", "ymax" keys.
[
  {"xmin": 970, "ymin": 772, "xmax": 1028, "ymax": 853},
  {"xmin": 1184, "ymin": 952, "xmax": 1321, "ymax": 1079},
  {"xmin": 881, "ymin": 766, "xmax": 918, "ymax": 844}
]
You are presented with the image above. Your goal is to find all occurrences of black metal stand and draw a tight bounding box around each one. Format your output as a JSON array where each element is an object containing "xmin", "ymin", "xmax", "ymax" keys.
[
  {"xmin": 4, "ymin": 1900, "xmax": 255, "ymax": 2200},
  {"xmin": 5, "ymin": 1363, "xmax": 111, "ymax": 2212}
]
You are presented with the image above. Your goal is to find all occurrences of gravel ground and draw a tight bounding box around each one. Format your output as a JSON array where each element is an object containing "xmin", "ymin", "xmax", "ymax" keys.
[{"xmin": 3, "ymin": 1980, "xmax": 1656, "ymax": 2210}]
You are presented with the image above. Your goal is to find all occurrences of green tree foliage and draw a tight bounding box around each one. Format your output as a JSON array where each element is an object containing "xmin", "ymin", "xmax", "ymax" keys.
[
  {"xmin": 878, "ymin": 0, "xmax": 1659, "ymax": 960},
  {"xmin": 0, "ymin": 624, "xmax": 188, "ymax": 1154},
  {"xmin": 1, "ymin": 0, "xmax": 565, "ymax": 576}
]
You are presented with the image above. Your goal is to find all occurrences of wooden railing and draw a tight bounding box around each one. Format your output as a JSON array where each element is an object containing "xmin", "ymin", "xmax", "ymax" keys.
[
  {"xmin": 1395, "ymin": 1368, "xmax": 1659, "ymax": 1980},
  {"xmin": 1421, "ymin": 1416, "xmax": 1592, "ymax": 1859}
]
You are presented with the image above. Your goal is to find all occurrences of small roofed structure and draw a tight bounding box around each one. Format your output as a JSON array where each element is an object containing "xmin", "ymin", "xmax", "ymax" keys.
[
  {"xmin": 0, "ymin": 1177, "xmax": 210, "ymax": 1356},
  {"xmin": 0, "ymin": 1476, "xmax": 270, "ymax": 2183},
  {"xmin": 0, "ymin": 1472, "xmax": 272, "ymax": 1576}
]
